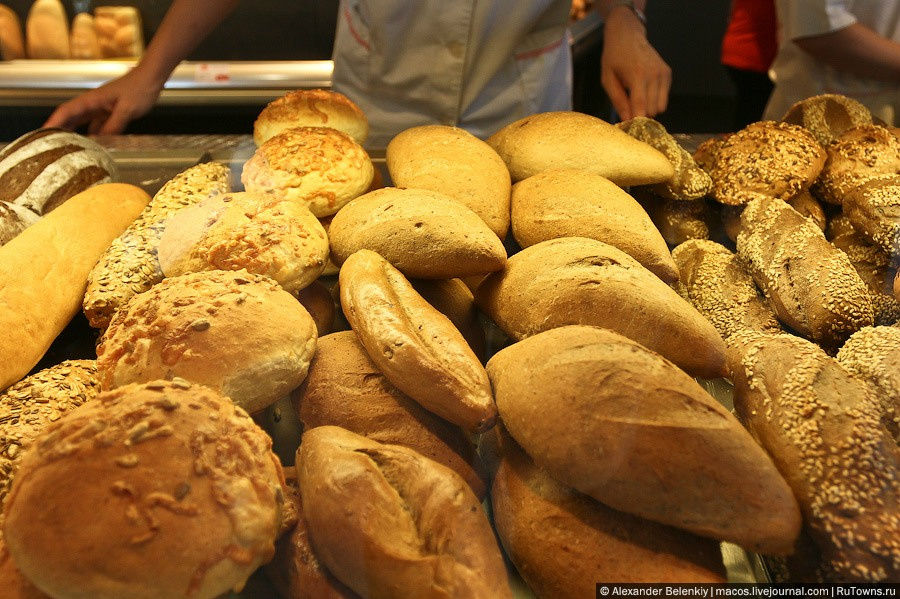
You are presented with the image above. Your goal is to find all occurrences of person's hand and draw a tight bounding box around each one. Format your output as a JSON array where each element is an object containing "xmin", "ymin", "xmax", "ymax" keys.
[
  {"xmin": 43, "ymin": 64, "xmax": 165, "ymax": 134},
  {"xmin": 600, "ymin": 5, "xmax": 671, "ymax": 121}
]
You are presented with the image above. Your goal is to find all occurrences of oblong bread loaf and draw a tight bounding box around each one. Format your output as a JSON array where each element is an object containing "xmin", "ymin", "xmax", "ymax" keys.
[
  {"xmin": 475, "ymin": 237, "xmax": 727, "ymax": 378},
  {"xmin": 487, "ymin": 326, "xmax": 801, "ymax": 554},
  {"xmin": 727, "ymin": 332, "xmax": 899, "ymax": 582},
  {"xmin": 491, "ymin": 433, "xmax": 727, "ymax": 591},
  {"xmin": 486, "ymin": 111, "xmax": 674, "ymax": 186},
  {"xmin": 296, "ymin": 426, "xmax": 512, "ymax": 599},
  {"xmin": 411, "ymin": 277, "xmax": 486, "ymax": 360},
  {"xmin": 329, "ymin": 187, "xmax": 507, "ymax": 279},
  {"xmin": 0, "ymin": 183, "xmax": 150, "ymax": 391},
  {"xmin": 836, "ymin": 326, "xmax": 900, "ymax": 441},
  {"xmin": 843, "ymin": 172, "xmax": 900, "ymax": 257},
  {"xmin": 387, "ymin": 125, "xmax": 511, "ymax": 238},
  {"xmin": 511, "ymin": 169, "xmax": 677, "ymax": 282},
  {"xmin": 339, "ymin": 250, "xmax": 496, "ymax": 433}
]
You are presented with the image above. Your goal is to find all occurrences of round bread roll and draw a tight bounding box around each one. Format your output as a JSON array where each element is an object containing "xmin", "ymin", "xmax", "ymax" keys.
[
  {"xmin": 295, "ymin": 280, "xmax": 336, "ymax": 337},
  {"xmin": 842, "ymin": 172, "xmax": 900, "ymax": 256},
  {"xmin": 814, "ymin": 125, "xmax": 900, "ymax": 205},
  {"xmin": 486, "ymin": 111, "xmax": 675, "ymax": 186},
  {"xmin": 254, "ymin": 89, "xmax": 369, "ymax": 146},
  {"xmin": 158, "ymin": 191, "xmax": 329, "ymax": 293},
  {"xmin": 781, "ymin": 93, "xmax": 874, "ymax": 146},
  {"xmin": 329, "ymin": 187, "xmax": 507, "ymax": 279},
  {"xmin": 836, "ymin": 326, "xmax": 900, "ymax": 441},
  {"xmin": 0, "ymin": 201, "xmax": 38, "ymax": 246},
  {"xmin": 241, "ymin": 126, "xmax": 374, "ymax": 218},
  {"xmin": 96, "ymin": 269, "xmax": 318, "ymax": 414},
  {"xmin": 692, "ymin": 135, "xmax": 727, "ymax": 174},
  {"xmin": 710, "ymin": 121, "xmax": 825, "ymax": 206},
  {"xmin": 386, "ymin": 125, "xmax": 511, "ymax": 238},
  {"xmin": 511, "ymin": 169, "xmax": 678, "ymax": 282},
  {"xmin": 3, "ymin": 380, "xmax": 286, "ymax": 599}
]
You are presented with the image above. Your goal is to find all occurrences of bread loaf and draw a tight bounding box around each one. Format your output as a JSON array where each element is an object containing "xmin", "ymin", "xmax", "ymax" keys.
[
  {"xmin": 492, "ymin": 434, "xmax": 727, "ymax": 591},
  {"xmin": 295, "ymin": 280, "xmax": 336, "ymax": 337},
  {"xmin": 0, "ymin": 4, "xmax": 25, "ymax": 60},
  {"xmin": 789, "ymin": 190, "xmax": 827, "ymax": 232},
  {"xmin": 836, "ymin": 326, "xmax": 900, "ymax": 442},
  {"xmin": 0, "ymin": 537, "xmax": 48, "ymax": 599},
  {"xmin": 69, "ymin": 12, "xmax": 100, "ymax": 59},
  {"xmin": 511, "ymin": 169, "xmax": 678, "ymax": 282},
  {"xmin": 254, "ymin": 89, "xmax": 369, "ymax": 146},
  {"xmin": 386, "ymin": 125, "xmax": 511, "ymax": 238},
  {"xmin": 0, "ymin": 201, "xmax": 38, "ymax": 246},
  {"xmin": 487, "ymin": 325, "xmax": 801, "ymax": 554},
  {"xmin": 814, "ymin": 125, "xmax": 900, "ymax": 205},
  {"xmin": 411, "ymin": 277, "xmax": 485, "ymax": 359},
  {"xmin": 737, "ymin": 196, "xmax": 873, "ymax": 346},
  {"xmin": 3, "ymin": 380, "xmax": 286, "ymax": 599},
  {"xmin": 25, "ymin": 0, "xmax": 68, "ymax": 58},
  {"xmin": 781, "ymin": 93, "xmax": 874, "ymax": 147},
  {"xmin": 297, "ymin": 426, "xmax": 513, "ymax": 599},
  {"xmin": 635, "ymin": 189, "xmax": 716, "ymax": 246},
  {"xmin": 842, "ymin": 173, "xmax": 900, "ymax": 257},
  {"xmin": 339, "ymin": 250, "xmax": 496, "ymax": 433},
  {"xmin": 727, "ymin": 332, "xmax": 899, "ymax": 582},
  {"xmin": 93, "ymin": 6, "xmax": 144, "ymax": 58},
  {"xmin": 692, "ymin": 136, "xmax": 727, "ymax": 174},
  {"xmin": 0, "ymin": 183, "xmax": 150, "ymax": 391},
  {"xmin": 486, "ymin": 111, "xmax": 675, "ymax": 186},
  {"xmin": 475, "ymin": 237, "xmax": 727, "ymax": 378},
  {"xmin": 83, "ymin": 161, "xmax": 232, "ymax": 330}
]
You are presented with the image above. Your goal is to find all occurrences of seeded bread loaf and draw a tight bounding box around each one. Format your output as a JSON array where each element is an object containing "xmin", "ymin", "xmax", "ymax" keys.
[
  {"xmin": 842, "ymin": 173, "xmax": 900, "ymax": 257},
  {"xmin": 814, "ymin": 125, "xmax": 900, "ymax": 205},
  {"xmin": 836, "ymin": 326, "xmax": 900, "ymax": 442},
  {"xmin": 254, "ymin": 89, "xmax": 369, "ymax": 146},
  {"xmin": 781, "ymin": 94, "xmax": 874, "ymax": 146},
  {"xmin": 83, "ymin": 161, "xmax": 232, "ymax": 329}
]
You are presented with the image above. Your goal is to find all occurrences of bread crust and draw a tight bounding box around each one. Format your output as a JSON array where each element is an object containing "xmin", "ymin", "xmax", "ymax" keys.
[
  {"xmin": 254, "ymin": 89, "xmax": 369, "ymax": 146},
  {"xmin": 781, "ymin": 93, "xmax": 874, "ymax": 147},
  {"xmin": 843, "ymin": 172, "xmax": 900, "ymax": 257},
  {"xmin": 815, "ymin": 125, "xmax": 900, "ymax": 205},
  {"xmin": 836, "ymin": 326, "xmax": 900, "ymax": 442}
]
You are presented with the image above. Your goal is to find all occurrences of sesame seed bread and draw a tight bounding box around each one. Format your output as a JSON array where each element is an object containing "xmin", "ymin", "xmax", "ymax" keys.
[
  {"xmin": 710, "ymin": 121, "xmax": 825, "ymax": 206},
  {"xmin": 736, "ymin": 196, "xmax": 873, "ymax": 347},
  {"xmin": 0, "ymin": 183, "xmax": 151, "ymax": 391},
  {"xmin": 836, "ymin": 326, "xmax": 900, "ymax": 442},
  {"xmin": 296, "ymin": 426, "xmax": 513, "ymax": 599},
  {"xmin": 96, "ymin": 269, "xmax": 318, "ymax": 415},
  {"xmin": 814, "ymin": 125, "xmax": 900, "ymax": 205},
  {"xmin": 254, "ymin": 89, "xmax": 369, "ymax": 146},
  {"xmin": 692, "ymin": 135, "xmax": 727, "ymax": 174},
  {"xmin": 338, "ymin": 250, "xmax": 496, "ymax": 433},
  {"xmin": 329, "ymin": 187, "xmax": 507, "ymax": 279},
  {"xmin": 617, "ymin": 116, "xmax": 712, "ymax": 200},
  {"xmin": 491, "ymin": 432, "xmax": 727, "ymax": 590},
  {"xmin": 241, "ymin": 126, "xmax": 374, "ymax": 218},
  {"xmin": 386, "ymin": 125, "xmax": 511, "ymax": 238},
  {"xmin": 83, "ymin": 161, "xmax": 232, "ymax": 330},
  {"xmin": 295, "ymin": 280, "xmax": 336, "ymax": 337},
  {"xmin": 788, "ymin": 190, "xmax": 827, "ymax": 232},
  {"xmin": 510, "ymin": 169, "xmax": 678, "ymax": 282},
  {"xmin": 672, "ymin": 239, "xmax": 781, "ymax": 341},
  {"xmin": 486, "ymin": 111, "xmax": 675, "ymax": 186},
  {"xmin": 293, "ymin": 331, "xmax": 487, "ymax": 497},
  {"xmin": 781, "ymin": 94, "xmax": 874, "ymax": 147},
  {"xmin": 474, "ymin": 237, "xmax": 727, "ymax": 379},
  {"xmin": 2, "ymin": 380, "xmax": 286, "ymax": 599},
  {"xmin": 158, "ymin": 191, "xmax": 329, "ymax": 294},
  {"xmin": 727, "ymin": 332, "xmax": 900, "ymax": 582},
  {"xmin": 842, "ymin": 173, "xmax": 900, "ymax": 257}
]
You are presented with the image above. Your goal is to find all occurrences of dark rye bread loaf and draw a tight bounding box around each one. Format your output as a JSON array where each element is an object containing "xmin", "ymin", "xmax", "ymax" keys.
[
  {"xmin": 0, "ymin": 201, "xmax": 38, "ymax": 246},
  {"xmin": 0, "ymin": 128, "xmax": 117, "ymax": 215}
]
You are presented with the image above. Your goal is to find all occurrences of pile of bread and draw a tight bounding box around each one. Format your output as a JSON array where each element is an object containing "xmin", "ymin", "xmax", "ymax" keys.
[{"xmin": 0, "ymin": 89, "xmax": 897, "ymax": 598}]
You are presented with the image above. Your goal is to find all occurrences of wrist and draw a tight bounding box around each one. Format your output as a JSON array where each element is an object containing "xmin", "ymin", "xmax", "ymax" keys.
[{"xmin": 603, "ymin": 1, "xmax": 647, "ymax": 32}]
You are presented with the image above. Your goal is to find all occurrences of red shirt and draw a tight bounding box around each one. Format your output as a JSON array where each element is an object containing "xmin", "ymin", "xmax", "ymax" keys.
[{"xmin": 721, "ymin": 0, "xmax": 778, "ymax": 73}]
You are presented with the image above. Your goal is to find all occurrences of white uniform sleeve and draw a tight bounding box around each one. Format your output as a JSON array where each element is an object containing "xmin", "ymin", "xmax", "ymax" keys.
[{"xmin": 778, "ymin": 0, "xmax": 858, "ymax": 40}]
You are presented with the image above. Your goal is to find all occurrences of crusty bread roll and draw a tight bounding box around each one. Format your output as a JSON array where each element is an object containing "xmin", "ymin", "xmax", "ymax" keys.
[
  {"xmin": 710, "ymin": 121, "xmax": 825, "ymax": 206},
  {"xmin": 339, "ymin": 250, "xmax": 496, "ymax": 433},
  {"xmin": 781, "ymin": 93, "xmax": 874, "ymax": 147},
  {"xmin": 737, "ymin": 196, "xmax": 873, "ymax": 346},
  {"xmin": 84, "ymin": 161, "xmax": 232, "ymax": 330},
  {"xmin": 635, "ymin": 189, "xmax": 716, "ymax": 246},
  {"xmin": 0, "ymin": 201, "xmax": 38, "ymax": 246},
  {"xmin": 158, "ymin": 191, "xmax": 329, "ymax": 294},
  {"xmin": 294, "ymin": 331, "xmax": 486, "ymax": 497},
  {"xmin": 692, "ymin": 135, "xmax": 727, "ymax": 174},
  {"xmin": 672, "ymin": 239, "xmax": 781, "ymax": 340},
  {"xmin": 93, "ymin": 6, "xmax": 144, "ymax": 58},
  {"xmin": 486, "ymin": 111, "xmax": 675, "ymax": 186},
  {"xmin": 297, "ymin": 426, "xmax": 513, "ymax": 599},
  {"xmin": 842, "ymin": 172, "xmax": 900, "ymax": 257},
  {"xmin": 814, "ymin": 125, "xmax": 900, "ymax": 205},
  {"xmin": 97, "ymin": 269, "xmax": 317, "ymax": 414},
  {"xmin": 295, "ymin": 280, "xmax": 336, "ymax": 337},
  {"xmin": 492, "ymin": 433, "xmax": 727, "ymax": 591},
  {"xmin": 241, "ymin": 126, "xmax": 374, "ymax": 218},
  {"xmin": 487, "ymin": 325, "xmax": 801, "ymax": 554},
  {"xmin": 788, "ymin": 190, "xmax": 827, "ymax": 232},
  {"xmin": 0, "ymin": 537, "xmax": 48, "ymax": 599},
  {"xmin": 3, "ymin": 380, "xmax": 285, "ymax": 599},
  {"xmin": 0, "ymin": 183, "xmax": 150, "ymax": 391},
  {"xmin": 329, "ymin": 187, "xmax": 507, "ymax": 279},
  {"xmin": 255, "ymin": 89, "xmax": 369, "ymax": 146},
  {"xmin": 836, "ymin": 326, "xmax": 900, "ymax": 441},
  {"xmin": 511, "ymin": 169, "xmax": 677, "ymax": 282},
  {"xmin": 69, "ymin": 12, "xmax": 100, "ymax": 59},
  {"xmin": 617, "ymin": 116, "xmax": 712, "ymax": 200},
  {"xmin": 411, "ymin": 277, "xmax": 485, "ymax": 360},
  {"xmin": 386, "ymin": 125, "xmax": 511, "ymax": 238},
  {"xmin": 25, "ymin": 0, "xmax": 68, "ymax": 58},
  {"xmin": 475, "ymin": 237, "xmax": 727, "ymax": 379},
  {"xmin": 727, "ymin": 332, "xmax": 899, "ymax": 582},
  {"xmin": 0, "ymin": 4, "xmax": 25, "ymax": 60}
]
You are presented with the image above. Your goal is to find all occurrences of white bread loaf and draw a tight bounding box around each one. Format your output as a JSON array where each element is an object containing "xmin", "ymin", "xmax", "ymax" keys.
[
  {"xmin": 0, "ymin": 4, "xmax": 25, "ymax": 60},
  {"xmin": 25, "ymin": 0, "xmax": 68, "ymax": 58},
  {"xmin": 69, "ymin": 12, "xmax": 99, "ymax": 59}
]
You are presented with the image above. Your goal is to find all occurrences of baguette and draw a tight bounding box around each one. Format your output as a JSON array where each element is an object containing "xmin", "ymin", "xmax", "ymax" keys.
[{"xmin": 0, "ymin": 183, "xmax": 150, "ymax": 391}]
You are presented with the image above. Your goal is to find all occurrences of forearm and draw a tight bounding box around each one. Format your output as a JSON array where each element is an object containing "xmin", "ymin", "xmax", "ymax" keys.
[
  {"xmin": 595, "ymin": 0, "xmax": 647, "ymax": 32},
  {"xmin": 795, "ymin": 23, "xmax": 900, "ymax": 82}
]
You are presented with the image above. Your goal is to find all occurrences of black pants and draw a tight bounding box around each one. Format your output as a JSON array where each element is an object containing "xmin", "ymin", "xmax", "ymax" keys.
[{"xmin": 726, "ymin": 66, "xmax": 774, "ymax": 131}]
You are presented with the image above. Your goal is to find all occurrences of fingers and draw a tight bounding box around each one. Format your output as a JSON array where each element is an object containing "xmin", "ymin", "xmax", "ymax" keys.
[
  {"xmin": 44, "ymin": 100, "xmax": 96, "ymax": 131},
  {"xmin": 601, "ymin": 69, "xmax": 633, "ymax": 121},
  {"xmin": 97, "ymin": 107, "xmax": 132, "ymax": 135}
]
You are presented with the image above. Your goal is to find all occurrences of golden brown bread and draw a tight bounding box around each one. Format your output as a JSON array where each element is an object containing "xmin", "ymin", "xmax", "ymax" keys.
[
  {"xmin": 836, "ymin": 326, "xmax": 900, "ymax": 441},
  {"xmin": 475, "ymin": 237, "xmax": 727, "ymax": 378},
  {"xmin": 511, "ymin": 169, "xmax": 678, "ymax": 282},
  {"xmin": 635, "ymin": 189, "xmax": 716, "ymax": 246},
  {"xmin": 296, "ymin": 426, "xmax": 513, "ymax": 599},
  {"xmin": 0, "ymin": 183, "xmax": 150, "ymax": 391},
  {"xmin": 0, "ymin": 5, "xmax": 25, "ymax": 60},
  {"xmin": 329, "ymin": 187, "xmax": 507, "ymax": 279},
  {"xmin": 486, "ymin": 111, "xmax": 674, "ymax": 186},
  {"xmin": 294, "ymin": 331, "xmax": 487, "ymax": 497},
  {"xmin": 781, "ymin": 93, "xmax": 874, "ymax": 146},
  {"xmin": 411, "ymin": 278, "xmax": 486, "ymax": 360},
  {"xmin": 0, "ymin": 537, "xmax": 48, "ymax": 599},
  {"xmin": 491, "ymin": 433, "xmax": 727, "ymax": 592},
  {"xmin": 295, "ymin": 280, "xmax": 336, "ymax": 337},
  {"xmin": 814, "ymin": 125, "xmax": 900, "ymax": 205},
  {"xmin": 842, "ymin": 172, "xmax": 900, "ymax": 257},
  {"xmin": 789, "ymin": 190, "xmax": 827, "ymax": 232},
  {"xmin": 3, "ymin": 380, "xmax": 286, "ymax": 599},
  {"xmin": 386, "ymin": 125, "xmax": 511, "ymax": 238},
  {"xmin": 254, "ymin": 89, "xmax": 369, "ymax": 146},
  {"xmin": 487, "ymin": 325, "xmax": 801, "ymax": 554},
  {"xmin": 692, "ymin": 136, "xmax": 727, "ymax": 174},
  {"xmin": 737, "ymin": 196, "xmax": 873, "ymax": 346},
  {"xmin": 339, "ymin": 250, "xmax": 496, "ymax": 433},
  {"xmin": 727, "ymin": 332, "xmax": 899, "ymax": 582}
]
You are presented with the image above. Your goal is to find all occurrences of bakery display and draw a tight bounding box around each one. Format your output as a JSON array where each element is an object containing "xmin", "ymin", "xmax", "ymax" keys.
[{"xmin": 254, "ymin": 89, "xmax": 369, "ymax": 146}]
